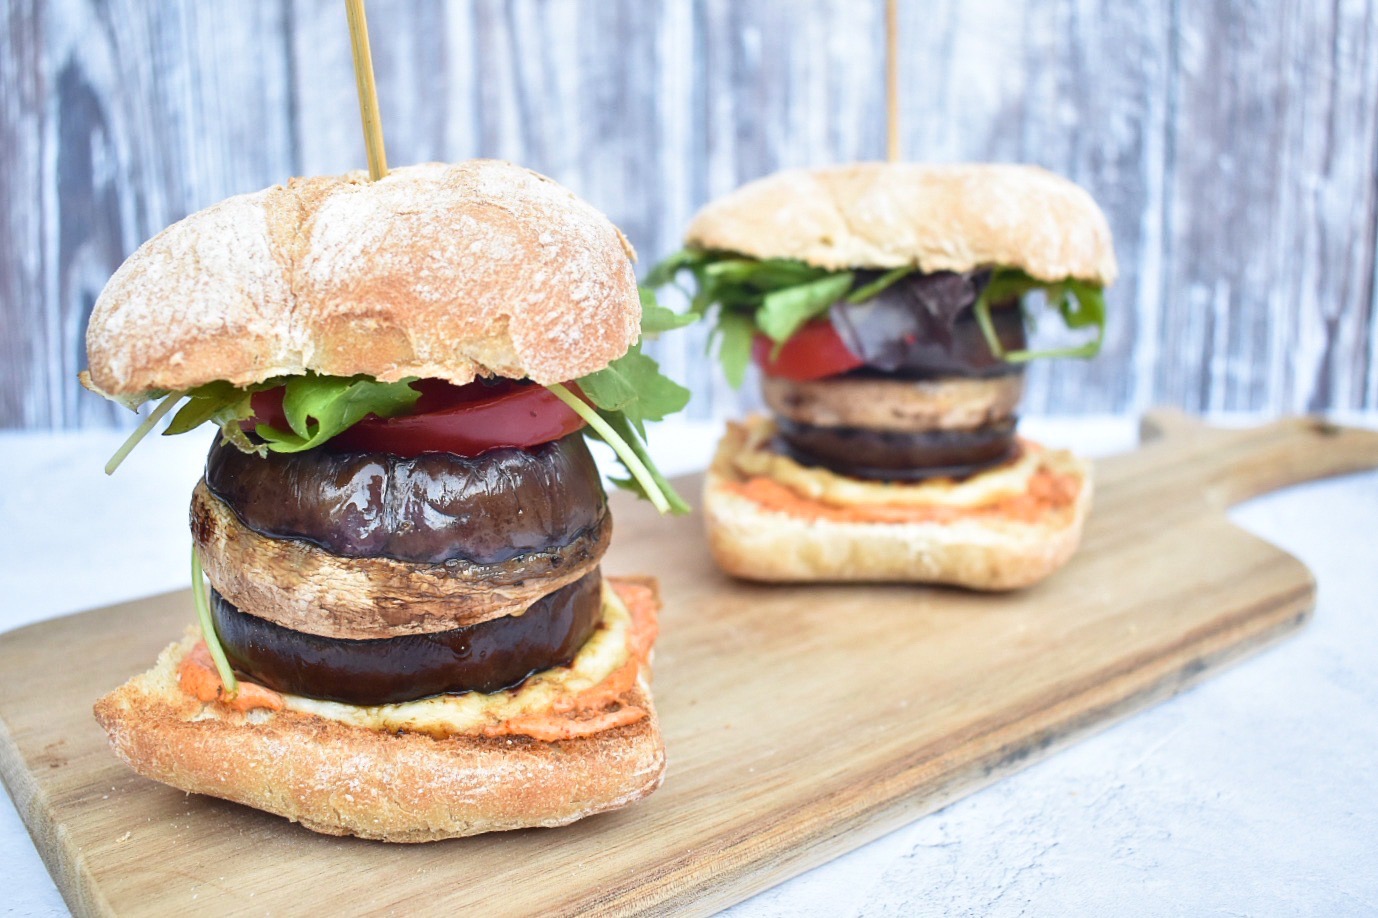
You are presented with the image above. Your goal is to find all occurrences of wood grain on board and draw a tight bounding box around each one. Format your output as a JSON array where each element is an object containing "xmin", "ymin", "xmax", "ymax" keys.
[
  {"xmin": 2, "ymin": 411, "xmax": 1377, "ymax": 916},
  {"xmin": 2, "ymin": 1, "xmax": 1378, "ymax": 428}
]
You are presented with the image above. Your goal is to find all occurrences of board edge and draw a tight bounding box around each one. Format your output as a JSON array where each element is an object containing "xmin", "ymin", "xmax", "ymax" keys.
[
  {"xmin": 0, "ymin": 704, "xmax": 113, "ymax": 918},
  {"xmin": 572, "ymin": 584, "xmax": 1315, "ymax": 916}
]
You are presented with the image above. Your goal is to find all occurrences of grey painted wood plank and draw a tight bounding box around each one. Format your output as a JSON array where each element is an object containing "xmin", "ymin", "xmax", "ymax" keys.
[
  {"xmin": 685, "ymin": 0, "xmax": 890, "ymax": 418},
  {"xmin": 895, "ymin": 0, "xmax": 1174, "ymax": 415},
  {"xmin": 2, "ymin": 0, "xmax": 1378, "ymax": 429},
  {"xmin": 1162, "ymin": 0, "xmax": 1378, "ymax": 413},
  {"xmin": 1275, "ymin": 0, "xmax": 1378, "ymax": 413},
  {"xmin": 1019, "ymin": 0, "xmax": 1172, "ymax": 417},
  {"xmin": 8, "ymin": 0, "xmax": 297, "ymax": 428},
  {"xmin": 1162, "ymin": 0, "xmax": 1292, "ymax": 412},
  {"xmin": 0, "ymin": 1, "xmax": 48, "ymax": 427}
]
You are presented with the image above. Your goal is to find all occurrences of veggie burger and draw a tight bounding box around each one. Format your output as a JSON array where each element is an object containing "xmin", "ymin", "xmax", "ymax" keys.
[
  {"xmin": 648, "ymin": 163, "xmax": 1116, "ymax": 589},
  {"xmin": 86, "ymin": 160, "xmax": 690, "ymax": 841}
]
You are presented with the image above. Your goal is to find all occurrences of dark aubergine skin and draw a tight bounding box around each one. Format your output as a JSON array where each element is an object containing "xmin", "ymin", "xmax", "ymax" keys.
[
  {"xmin": 878, "ymin": 305, "xmax": 1026, "ymax": 379},
  {"xmin": 205, "ymin": 433, "xmax": 607, "ymax": 565},
  {"xmin": 774, "ymin": 417, "xmax": 1018, "ymax": 482},
  {"xmin": 212, "ymin": 570, "xmax": 604, "ymax": 705},
  {"xmin": 829, "ymin": 270, "xmax": 1028, "ymax": 379}
]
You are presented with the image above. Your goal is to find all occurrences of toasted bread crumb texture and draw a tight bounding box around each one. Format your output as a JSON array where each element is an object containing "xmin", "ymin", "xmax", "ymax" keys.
[
  {"xmin": 86, "ymin": 160, "xmax": 641, "ymax": 396},
  {"xmin": 703, "ymin": 418, "xmax": 1092, "ymax": 589},
  {"xmin": 685, "ymin": 162, "xmax": 1117, "ymax": 285},
  {"xmin": 91, "ymin": 578, "xmax": 666, "ymax": 842}
]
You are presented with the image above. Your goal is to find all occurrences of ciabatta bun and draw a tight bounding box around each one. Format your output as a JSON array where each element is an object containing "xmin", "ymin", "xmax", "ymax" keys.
[
  {"xmin": 86, "ymin": 160, "xmax": 641, "ymax": 397},
  {"xmin": 684, "ymin": 162, "xmax": 1116, "ymax": 285},
  {"xmin": 93, "ymin": 579, "xmax": 666, "ymax": 843},
  {"xmin": 704, "ymin": 423, "xmax": 1092, "ymax": 590}
]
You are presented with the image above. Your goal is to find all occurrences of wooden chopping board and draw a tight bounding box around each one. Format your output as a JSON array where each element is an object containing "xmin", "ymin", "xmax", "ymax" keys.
[{"xmin": 2, "ymin": 410, "xmax": 1376, "ymax": 917}]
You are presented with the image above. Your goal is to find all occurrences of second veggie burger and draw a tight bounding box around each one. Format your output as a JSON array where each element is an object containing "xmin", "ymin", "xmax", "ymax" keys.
[{"xmin": 649, "ymin": 163, "xmax": 1116, "ymax": 589}]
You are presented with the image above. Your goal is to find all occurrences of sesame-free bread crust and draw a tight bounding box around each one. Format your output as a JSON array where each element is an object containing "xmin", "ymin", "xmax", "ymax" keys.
[
  {"xmin": 86, "ymin": 160, "xmax": 641, "ymax": 397},
  {"xmin": 703, "ymin": 426, "xmax": 1092, "ymax": 590},
  {"xmin": 92, "ymin": 579, "xmax": 666, "ymax": 843},
  {"xmin": 684, "ymin": 162, "xmax": 1117, "ymax": 285}
]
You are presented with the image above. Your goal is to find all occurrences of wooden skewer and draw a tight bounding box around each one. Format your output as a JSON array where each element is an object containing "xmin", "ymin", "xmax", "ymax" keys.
[
  {"xmin": 886, "ymin": 0, "xmax": 900, "ymax": 162},
  {"xmin": 345, "ymin": 0, "xmax": 388, "ymax": 180}
]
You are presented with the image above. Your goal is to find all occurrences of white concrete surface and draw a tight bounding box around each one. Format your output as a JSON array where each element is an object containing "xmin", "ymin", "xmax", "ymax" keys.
[{"xmin": 1, "ymin": 416, "xmax": 1374, "ymax": 915}]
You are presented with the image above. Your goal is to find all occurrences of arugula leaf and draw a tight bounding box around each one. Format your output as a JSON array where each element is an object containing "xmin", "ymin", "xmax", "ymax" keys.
[
  {"xmin": 714, "ymin": 311, "xmax": 756, "ymax": 389},
  {"xmin": 644, "ymin": 249, "xmax": 1108, "ymax": 385},
  {"xmin": 549, "ymin": 383, "xmax": 690, "ymax": 515},
  {"xmin": 164, "ymin": 380, "xmax": 263, "ymax": 454},
  {"xmin": 846, "ymin": 267, "xmax": 914, "ymax": 303},
  {"xmin": 972, "ymin": 269, "xmax": 1106, "ymax": 362},
  {"xmin": 643, "ymin": 250, "xmax": 853, "ymax": 381},
  {"xmin": 192, "ymin": 545, "xmax": 238, "ymax": 698},
  {"xmin": 577, "ymin": 348, "xmax": 690, "ymax": 439},
  {"xmin": 104, "ymin": 371, "xmax": 426, "ymax": 471},
  {"xmin": 254, "ymin": 374, "xmax": 420, "ymax": 453},
  {"xmin": 638, "ymin": 287, "xmax": 698, "ymax": 335},
  {"xmin": 981, "ymin": 267, "xmax": 1046, "ymax": 303},
  {"xmin": 557, "ymin": 288, "xmax": 695, "ymax": 514},
  {"xmin": 103, "ymin": 274, "xmax": 699, "ymax": 505},
  {"xmin": 574, "ymin": 363, "xmax": 638, "ymax": 416},
  {"xmin": 758, "ymin": 272, "xmax": 854, "ymax": 343},
  {"xmin": 704, "ymin": 257, "xmax": 825, "ymax": 289},
  {"xmin": 104, "ymin": 392, "xmax": 183, "ymax": 475},
  {"xmin": 585, "ymin": 408, "xmax": 692, "ymax": 516},
  {"xmin": 643, "ymin": 247, "xmax": 708, "ymax": 288},
  {"xmin": 164, "ymin": 382, "xmax": 245, "ymax": 435},
  {"xmin": 1062, "ymin": 281, "xmax": 1107, "ymax": 330}
]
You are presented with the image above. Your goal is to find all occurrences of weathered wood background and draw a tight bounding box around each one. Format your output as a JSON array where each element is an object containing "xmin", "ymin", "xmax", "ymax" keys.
[{"xmin": 2, "ymin": 0, "xmax": 1377, "ymax": 428}]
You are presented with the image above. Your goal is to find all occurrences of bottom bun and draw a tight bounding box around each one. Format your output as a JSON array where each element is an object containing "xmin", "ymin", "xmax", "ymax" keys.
[
  {"xmin": 705, "ymin": 421, "xmax": 1092, "ymax": 590},
  {"xmin": 94, "ymin": 579, "xmax": 666, "ymax": 843}
]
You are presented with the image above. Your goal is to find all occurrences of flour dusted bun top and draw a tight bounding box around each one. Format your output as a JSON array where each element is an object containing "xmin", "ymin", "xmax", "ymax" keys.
[
  {"xmin": 684, "ymin": 162, "xmax": 1118, "ymax": 285},
  {"xmin": 85, "ymin": 160, "xmax": 642, "ymax": 396}
]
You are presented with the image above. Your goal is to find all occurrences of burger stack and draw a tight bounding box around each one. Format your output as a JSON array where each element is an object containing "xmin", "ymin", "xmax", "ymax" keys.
[
  {"xmin": 88, "ymin": 161, "xmax": 681, "ymax": 841},
  {"xmin": 650, "ymin": 163, "xmax": 1116, "ymax": 589}
]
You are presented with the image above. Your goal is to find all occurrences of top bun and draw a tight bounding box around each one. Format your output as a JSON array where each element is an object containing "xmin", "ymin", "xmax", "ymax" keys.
[
  {"xmin": 86, "ymin": 160, "xmax": 641, "ymax": 396},
  {"xmin": 684, "ymin": 163, "xmax": 1117, "ymax": 286}
]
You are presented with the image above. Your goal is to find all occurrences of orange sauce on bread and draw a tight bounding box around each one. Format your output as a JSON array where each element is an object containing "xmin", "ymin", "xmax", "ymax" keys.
[
  {"xmin": 726, "ymin": 468, "xmax": 1079, "ymax": 525},
  {"xmin": 178, "ymin": 643, "xmax": 285, "ymax": 713},
  {"xmin": 482, "ymin": 579, "xmax": 658, "ymax": 741},
  {"xmin": 176, "ymin": 579, "xmax": 659, "ymax": 741}
]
